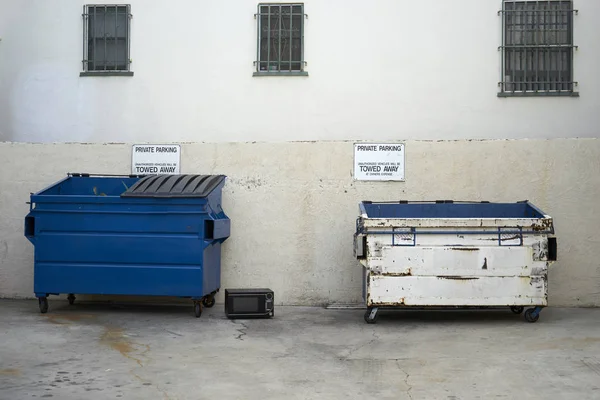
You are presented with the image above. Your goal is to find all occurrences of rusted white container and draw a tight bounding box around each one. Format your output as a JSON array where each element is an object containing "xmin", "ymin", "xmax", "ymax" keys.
[{"xmin": 354, "ymin": 201, "xmax": 557, "ymax": 324}]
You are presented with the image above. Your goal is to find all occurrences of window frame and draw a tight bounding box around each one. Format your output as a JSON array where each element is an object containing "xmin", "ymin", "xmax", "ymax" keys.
[
  {"xmin": 498, "ymin": 0, "xmax": 578, "ymax": 97},
  {"xmin": 81, "ymin": 4, "xmax": 133, "ymax": 77},
  {"xmin": 254, "ymin": 3, "xmax": 308, "ymax": 77}
]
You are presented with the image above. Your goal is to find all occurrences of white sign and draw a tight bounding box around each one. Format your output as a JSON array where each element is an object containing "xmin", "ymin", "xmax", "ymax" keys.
[
  {"xmin": 132, "ymin": 144, "xmax": 181, "ymax": 175},
  {"xmin": 354, "ymin": 143, "xmax": 405, "ymax": 181}
]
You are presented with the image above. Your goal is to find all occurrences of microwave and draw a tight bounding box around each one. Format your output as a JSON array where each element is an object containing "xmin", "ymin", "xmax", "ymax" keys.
[{"xmin": 225, "ymin": 288, "xmax": 274, "ymax": 319}]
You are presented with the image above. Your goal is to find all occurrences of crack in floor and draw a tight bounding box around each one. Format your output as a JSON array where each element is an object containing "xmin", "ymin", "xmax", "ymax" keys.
[
  {"xmin": 396, "ymin": 360, "xmax": 413, "ymax": 400},
  {"xmin": 344, "ymin": 329, "xmax": 380, "ymax": 360},
  {"xmin": 233, "ymin": 321, "xmax": 249, "ymax": 341}
]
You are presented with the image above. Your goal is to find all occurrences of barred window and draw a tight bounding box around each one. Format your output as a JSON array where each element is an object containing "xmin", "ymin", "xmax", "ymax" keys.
[
  {"xmin": 82, "ymin": 5, "xmax": 132, "ymax": 76},
  {"xmin": 255, "ymin": 4, "xmax": 307, "ymax": 76},
  {"xmin": 499, "ymin": 1, "xmax": 578, "ymax": 97}
]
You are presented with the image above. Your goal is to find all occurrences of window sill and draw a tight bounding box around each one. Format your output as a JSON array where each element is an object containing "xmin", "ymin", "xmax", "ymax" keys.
[
  {"xmin": 80, "ymin": 71, "xmax": 134, "ymax": 77},
  {"xmin": 498, "ymin": 91, "xmax": 579, "ymax": 98},
  {"xmin": 253, "ymin": 71, "xmax": 308, "ymax": 77}
]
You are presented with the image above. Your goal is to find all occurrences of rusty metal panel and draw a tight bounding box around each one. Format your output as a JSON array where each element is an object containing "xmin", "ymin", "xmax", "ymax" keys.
[
  {"xmin": 368, "ymin": 246, "xmax": 545, "ymax": 278},
  {"xmin": 361, "ymin": 217, "xmax": 553, "ymax": 231},
  {"xmin": 367, "ymin": 275, "xmax": 547, "ymax": 307},
  {"xmin": 363, "ymin": 228, "xmax": 548, "ymax": 250}
]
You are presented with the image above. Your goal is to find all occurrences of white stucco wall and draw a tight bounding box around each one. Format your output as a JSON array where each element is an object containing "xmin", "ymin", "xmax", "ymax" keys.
[
  {"xmin": 1, "ymin": 0, "xmax": 599, "ymax": 143},
  {"xmin": 1, "ymin": 140, "xmax": 599, "ymax": 306}
]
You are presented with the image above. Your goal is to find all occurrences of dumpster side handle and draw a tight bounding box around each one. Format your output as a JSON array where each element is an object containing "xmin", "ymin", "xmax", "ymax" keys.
[
  {"xmin": 204, "ymin": 219, "xmax": 230, "ymax": 242},
  {"xmin": 25, "ymin": 216, "xmax": 35, "ymax": 241},
  {"xmin": 548, "ymin": 237, "xmax": 557, "ymax": 261}
]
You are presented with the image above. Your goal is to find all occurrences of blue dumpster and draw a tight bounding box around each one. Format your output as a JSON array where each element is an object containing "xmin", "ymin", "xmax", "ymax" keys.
[{"xmin": 25, "ymin": 174, "xmax": 230, "ymax": 317}]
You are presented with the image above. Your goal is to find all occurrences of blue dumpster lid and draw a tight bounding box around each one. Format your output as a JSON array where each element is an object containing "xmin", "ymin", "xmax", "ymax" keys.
[{"xmin": 121, "ymin": 175, "xmax": 225, "ymax": 198}]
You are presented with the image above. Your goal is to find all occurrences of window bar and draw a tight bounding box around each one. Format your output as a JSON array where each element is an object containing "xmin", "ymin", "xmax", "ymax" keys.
[
  {"xmin": 113, "ymin": 6, "xmax": 119, "ymax": 71},
  {"xmin": 93, "ymin": 6, "xmax": 97, "ymax": 71},
  {"xmin": 524, "ymin": 4, "xmax": 528, "ymax": 91},
  {"xmin": 557, "ymin": 1, "xmax": 561, "ymax": 92},
  {"xmin": 83, "ymin": 6, "xmax": 87, "ymax": 71},
  {"xmin": 512, "ymin": 3, "xmax": 517, "ymax": 93},
  {"xmin": 534, "ymin": 2, "xmax": 538, "ymax": 92},
  {"xmin": 545, "ymin": 1, "xmax": 549, "ymax": 92},
  {"xmin": 267, "ymin": 5, "xmax": 271, "ymax": 71},
  {"xmin": 559, "ymin": 0, "xmax": 564, "ymax": 92},
  {"xmin": 102, "ymin": 6, "xmax": 107, "ymax": 70},
  {"xmin": 506, "ymin": 3, "xmax": 510, "ymax": 93},
  {"xmin": 512, "ymin": 3, "xmax": 515, "ymax": 93},
  {"xmin": 551, "ymin": 1, "xmax": 556, "ymax": 91},
  {"xmin": 289, "ymin": 5, "xmax": 292, "ymax": 72},
  {"xmin": 115, "ymin": 7, "xmax": 121, "ymax": 71},
  {"xmin": 512, "ymin": 3, "xmax": 516, "ymax": 93},
  {"xmin": 547, "ymin": 2, "xmax": 551, "ymax": 91},
  {"xmin": 569, "ymin": 2, "xmax": 574, "ymax": 92},
  {"xmin": 511, "ymin": 3, "xmax": 521, "ymax": 94},
  {"xmin": 511, "ymin": 4, "xmax": 516, "ymax": 92},
  {"xmin": 526, "ymin": 4, "xmax": 529, "ymax": 91},
  {"xmin": 127, "ymin": 6, "xmax": 131, "ymax": 71},
  {"xmin": 501, "ymin": 1, "xmax": 504, "ymax": 93},
  {"xmin": 499, "ymin": 2, "xmax": 506, "ymax": 92},
  {"xmin": 548, "ymin": 5, "xmax": 553, "ymax": 91},
  {"xmin": 300, "ymin": 6, "xmax": 305, "ymax": 71},
  {"xmin": 523, "ymin": 5, "xmax": 527, "ymax": 92},
  {"xmin": 256, "ymin": 6, "xmax": 261, "ymax": 72},
  {"xmin": 277, "ymin": 5, "xmax": 282, "ymax": 72}
]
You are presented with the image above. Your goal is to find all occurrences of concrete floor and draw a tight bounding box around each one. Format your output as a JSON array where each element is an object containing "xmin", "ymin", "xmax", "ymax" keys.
[{"xmin": 0, "ymin": 300, "xmax": 599, "ymax": 400}]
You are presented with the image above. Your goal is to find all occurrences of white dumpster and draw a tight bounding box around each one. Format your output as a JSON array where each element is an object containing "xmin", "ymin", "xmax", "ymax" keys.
[{"xmin": 354, "ymin": 201, "xmax": 557, "ymax": 323}]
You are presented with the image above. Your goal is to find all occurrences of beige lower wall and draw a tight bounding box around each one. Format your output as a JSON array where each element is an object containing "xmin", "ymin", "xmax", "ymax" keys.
[{"xmin": 1, "ymin": 139, "xmax": 599, "ymax": 306}]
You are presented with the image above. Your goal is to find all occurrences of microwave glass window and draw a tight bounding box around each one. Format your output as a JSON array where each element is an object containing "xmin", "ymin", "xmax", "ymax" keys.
[{"xmin": 233, "ymin": 297, "xmax": 259, "ymax": 313}]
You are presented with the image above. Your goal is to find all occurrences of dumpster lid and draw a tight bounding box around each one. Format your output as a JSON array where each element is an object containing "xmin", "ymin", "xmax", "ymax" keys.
[
  {"xmin": 121, "ymin": 175, "xmax": 225, "ymax": 198},
  {"xmin": 359, "ymin": 201, "xmax": 547, "ymax": 219}
]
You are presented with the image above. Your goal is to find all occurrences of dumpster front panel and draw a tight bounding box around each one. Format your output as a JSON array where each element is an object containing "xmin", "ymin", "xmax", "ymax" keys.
[
  {"xmin": 34, "ymin": 262, "xmax": 205, "ymax": 297},
  {"xmin": 367, "ymin": 274, "xmax": 547, "ymax": 307},
  {"xmin": 31, "ymin": 207, "xmax": 211, "ymax": 297}
]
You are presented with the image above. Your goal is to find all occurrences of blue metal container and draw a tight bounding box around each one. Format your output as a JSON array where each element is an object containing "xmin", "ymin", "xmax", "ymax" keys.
[{"xmin": 25, "ymin": 174, "xmax": 230, "ymax": 317}]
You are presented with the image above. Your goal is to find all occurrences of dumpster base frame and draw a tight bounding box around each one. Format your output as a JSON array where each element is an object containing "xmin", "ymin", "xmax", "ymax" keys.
[
  {"xmin": 34, "ymin": 289, "xmax": 219, "ymax": 318},
  {"xmin": 363, "ymin": 305, "xmax": 546, "ymax": 324}
]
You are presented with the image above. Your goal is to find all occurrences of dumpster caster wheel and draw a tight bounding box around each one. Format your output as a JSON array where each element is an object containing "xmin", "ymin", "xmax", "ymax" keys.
[
  {"xmin": 524, "ymin": 308, "xmax": 540, "ymax": 323},
  {"xmin": 364, "ymin": 308, "xmax": 378, "ymax": 324},
  {"xmin": 67, "ymin": 294, "xmax": 76, "ymax": 305},
  {"xmin": 510, "ymin": 306, "xmax": 524, "ymax": 314},
  {"xmin": 194, "ymin": 302, "xmax": 202, "ymax": 318},
  {"xmin": 39, "ymin": 297, "xmax": 48, "ymax": 314},
  {"xmin": 202, "ymin": 296, "xmax": 215, "ymax": 308}
]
